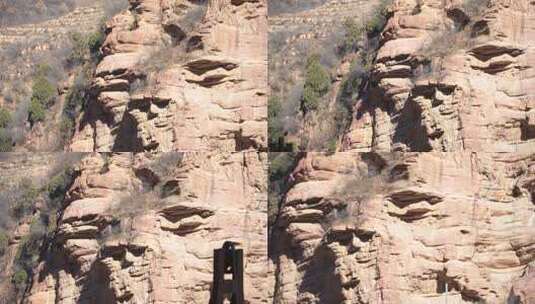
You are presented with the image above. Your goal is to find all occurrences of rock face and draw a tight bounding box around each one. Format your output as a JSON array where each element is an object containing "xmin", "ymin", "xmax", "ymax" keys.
[
  {"xmin": 270, "ymin": 152, "xmax": 535, "ymax": 303},
  {"xmin": 343, "ymin": 0, "xmax": 535, "ymax": 153},
  {"xmin": 24, "ymin": 152, "xmax": 268, "ymax": 304},
  {"xmin": 70, "ymin": 0, "xmax": 267, "ymax": 152}
]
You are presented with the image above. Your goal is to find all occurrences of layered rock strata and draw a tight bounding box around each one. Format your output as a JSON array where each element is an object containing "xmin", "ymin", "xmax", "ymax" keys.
[
  {"xmin": 343, "ymin": 0, "xmax": 535, "ymax": 153},
  {"xmin": 271, "ymin": 151, "xmax": 535, "ymax": 303},
  {"xmin": 23, "ymin": 152, "xmax": 268, "ymax": 304},
  {"xmin": 70, "ymin": 0, "xmax": 267, "ymax": 152}
]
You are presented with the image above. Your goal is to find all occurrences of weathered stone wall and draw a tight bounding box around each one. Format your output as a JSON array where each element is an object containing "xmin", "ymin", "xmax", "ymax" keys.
[
  {"xmin": 270, "ymin": 151, "xmax": 535, "ymax": 303},
  {"xmin": 344, "ymin": 0, "xmax": 535, "ymax": 153},
  {"xmin": 70, "ymin": 0, "xmax": 267, "ymax": 152},
  {"xmin": 22, "ymin": 152, "xmax": 268, "ymax": 304}
]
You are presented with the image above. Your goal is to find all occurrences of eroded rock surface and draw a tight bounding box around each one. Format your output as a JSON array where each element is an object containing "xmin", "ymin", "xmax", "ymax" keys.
[
  {"xmin": 24, "ymin": 152, "xmax": 268, "ymax": 304},
  {"xmin": 70, "ymin": 0, "xmax": 267, "ymax": 152},
  {"xmin": 344, "ymin": 0, "xmax": 535, "ymax": 153},
  {"xmin": 271, "ymin": 151, "xmax": 535, "ymax": 303}
]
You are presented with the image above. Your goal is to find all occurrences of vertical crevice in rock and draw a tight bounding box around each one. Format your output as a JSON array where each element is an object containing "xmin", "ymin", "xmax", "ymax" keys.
[{"xmin": 112, "ymin": 112, "xmax": 144, "ymax": 152}]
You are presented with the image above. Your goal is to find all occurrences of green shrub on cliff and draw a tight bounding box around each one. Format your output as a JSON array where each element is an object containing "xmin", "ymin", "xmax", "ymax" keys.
[
  {"xmin": 268, "ymin": 96, "xmax": 284, "ymax": 147},
  {"xmin": 28, "ymin": 65, "xmax": 56, "ymax": 126},
  {"xmin": 0, "ymin": 107, "xmax": 12, "ymax": 128},
  {"xmin": 60, "ymin": 65, "xmax": 92, "ymax": 145},
  {"xmin": 0, "ymin": 128, "xmax": 13, "ymax": 152},
  {"xmin": 31, "ymin": 74, "xmax": 55, "ymax": 107},
  {"xmin": 0, "ymin": 230, "xmax": 8, "ymax": 256},
  {"xmin": 67, "ymin": 27, "xmax": 106, "ymax": 66},
  {"xmin": 365, "ymin": 0, "xmax": 390, "ymax": 36},
  {"xmin": 28, "ymin": 99, "xmax": 46, "ymax": 125},
  {"xmin": 68, "ymin": 33, "xmax": 89, "ymax": 65},
  {"xmin": 11, "ymin": 179, "xmax": 39, "ymax": 220},
  {"xmin": 341, "ymin": 18, "xmax": 365, "ymax": 55},
  {"xmin": 269, "ymin": 153, "xmax": 299, "ymax": 229},
  {"xmin": 46, "ymin": 168, "xmax": 75, "ymax": 209},
  {"xmin": 12, "ymin": 270, "xmax": 27, "ymax": 291},
  {"xmin": 14, "ymin": 218, "xmax": 46, "ymax": 280},
  {"xmin": 302, "ymin": 55, "xmax": 330, "ymax": 112}
]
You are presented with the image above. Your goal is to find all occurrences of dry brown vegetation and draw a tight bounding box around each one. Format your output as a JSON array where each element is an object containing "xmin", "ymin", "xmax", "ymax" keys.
[
  {"xmin": 414, "ymin": 0, "xmax": 490, "ymax": 80},
  {"xmin": 0, "ymin": 0, "xmax": 91, "ymax": 26},
  {"xmin": 269, "ymin": 0, "xmax": 392, "ymax": 151},
  {"xmin": 325, "ymin": 153, "xmax": 404, "ymax": 229},
  {"xmin": 101, "ymin": 153, "xmax": 184, "ymax": 242},
  {"xmin": 0, "ymin": 0, "xmax": 128, "ymax": 26},
  {"xmin": 0, "ymin": 154, "xmax": 85, "ymax": 301},
  {"xmin": 268, "ymin": 0, "xmax": 329, "ymax": 16},
  {"xmin": 129, "ymin": 2, "xmax": 207, "ymax": 95},
  {"xmin": 269, "ymin": 152, "xmax": 301, "ymax": 232},
  {"xmin": 0, "ymin": 0, "xmax": 128, "ymax": 150}
]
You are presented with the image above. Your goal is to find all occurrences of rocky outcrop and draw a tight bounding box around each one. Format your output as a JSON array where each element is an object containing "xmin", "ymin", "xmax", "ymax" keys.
[
  {"xmin": 343, "ymin": 0, "xmax": 535, "ymax": 153},
  {"xmin": 24, "ymin": 152, "xmax": 268, "ymax": 304},
  {"xmin": 70, "ymin": 0, "xmax": 267, "ymax": 152},
  {"xmin": 270, "ymin": 151, "xmax": 535, "ymax": 303}
]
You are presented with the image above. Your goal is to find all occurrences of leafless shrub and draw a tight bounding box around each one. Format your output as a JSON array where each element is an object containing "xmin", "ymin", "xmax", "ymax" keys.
[
  {"xmin": 109, "ymin": 153, "xmax": 183, "ymax": 216},
  {"xmin": 415, "ymin": 0, "xmax": 490, "ymax": 79},
  {"xmin": 131, "ymin": 46, "xmax": 193, "ymax": 94},
  {"xmin": 324, "ymin": 153, "xmax": 404, "ymax": 228},
  {"xmin": 282, "ymin": 83, "xmax": 303, "ymax": 134},
  {"xmin": 100, "ymin": 153, "xmax": 184, "ymax": 242},
  {"xmin": 114, "ymin": 191, "xmax": 162, "ymax": 219},
  {"xmin": 268, "ymin": 0, "xmax": 329, "ymax": 16},
  {"xmin": 128, "ymin": 78, "xmax": 149, "ymax": 95},
  {"xmin": 99, "ymin": 216, "xmax": 134, "ymax": 243},
  {"xmin": 0, "ymin": 197, "xmax": 12, "ymax": 230},
  {"xmin": 146, "ymin": 153, "xmax": 184, "ymax": 180},
  {"xmin": 9, "ymin": 97, "xmax": 30, "ymax": 145},
  {"xmin": 0, "ymin": 0, "xmax": 96, "ymax": 27},
  {"xmin": 319, "ymin": 26, "xmax": 345, "ymax": 69},
  {"xmin": 48, "ymin": 153, "xmax": 86, "ymax": 178},
  {"xmin": 103, "ymin": 0, "xmax": 129, "ymax": 19},
  {"xmin": 269, "ymin": 31, "xmax": 292, "ymax": 56},
  {"xmin": 177, "ymin": 1, "xmax": 208, "ymax": 33},
  {"xmin": 462, "ymin": 0, "xmax": 489, "ymax": 18}
]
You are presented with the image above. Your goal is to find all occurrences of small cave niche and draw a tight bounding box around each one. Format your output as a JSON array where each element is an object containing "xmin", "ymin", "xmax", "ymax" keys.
[
  {"xmin": 361, "ymin": 152, "xmax": 388, "ymax": 176},
  {"xmin": 78, "ymin": 260, "xmax": 118, "ymax": 304},
  {"xmin": 471, "ymin": 20, "xmax": 490, "ymax": 38},
  {"xmin": 186, "ymin": 35, "xmax": 203, "ymax": 52},
  {"xmin": 507, "ymin": 287, "xmax": 522, "ymax": 304},
  {"xmin": 112, "ymin": 113, "xmax": 144, "ymax": 152},
  {"xmin": 520, "ymin": 121, "xmax": 535, "ymax": 141},
  {"xmin": 389, "ymin": 164, "xmax": 409, "ymax": 182},
  {"xmin": 234, "ymin": 131, "xmax": 260, "ymax": 151},
  {"xmin": 163, "ymin": 23, "xmax": 186, "ymax": 45},
  {"xmin": 160, "ymin": 180, "xmax": 180, "ymax": 198},
  {"xmin": 127, "ymin": 245, "xmax": 146, "ymax": 257},
  {"xmin": 298, "ymin": 245, "xmax": 345, "ymax": 304},
  {"xmin": 447, "ymin": 8, "xmax": 470, "ymax": 31},
  {"xmin": 135, "ymin": 167, "xmax": 161, "ymax": 191},
  {"xmin": 393, "ymin": 98, "xmax": 434, "ymax": 152},
  {"xmin": 512, "ymin": 185, "xmax": 522, "ymax": 198},
  {"xmin": 412, "ymin": 2, "xmax": 422, "ymax": 15},
  {"xmin": 436, "ymin": 271, "xmax": 459, "ymax": 294}
]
